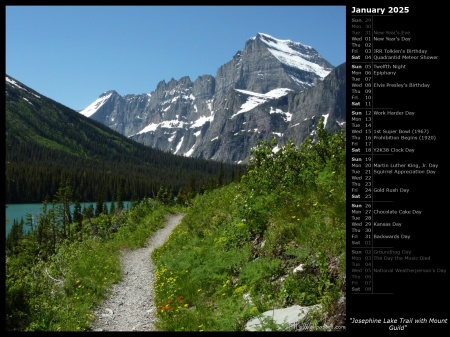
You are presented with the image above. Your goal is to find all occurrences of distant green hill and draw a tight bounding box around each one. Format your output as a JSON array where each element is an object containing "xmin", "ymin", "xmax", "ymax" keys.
[{"xmin": 5, "ymin": 75, "xmax": 241, "ymax": 203}]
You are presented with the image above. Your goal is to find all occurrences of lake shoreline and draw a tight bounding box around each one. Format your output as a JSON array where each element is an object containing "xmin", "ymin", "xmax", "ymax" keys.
[{"xmin": 5, "ymin": 201, "xmax": 132, "ymax": 236}]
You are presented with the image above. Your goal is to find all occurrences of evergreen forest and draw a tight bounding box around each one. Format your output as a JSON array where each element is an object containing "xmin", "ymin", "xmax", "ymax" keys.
[{"xmin": 5, "ymin": 77, "xmax": 241, "ymax": 203}]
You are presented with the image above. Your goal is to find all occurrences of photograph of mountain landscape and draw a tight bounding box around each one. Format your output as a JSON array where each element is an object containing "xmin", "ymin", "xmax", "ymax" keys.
[{"xmin": 5, "ymin": 5, "xmax": 346, "ymax": 331}]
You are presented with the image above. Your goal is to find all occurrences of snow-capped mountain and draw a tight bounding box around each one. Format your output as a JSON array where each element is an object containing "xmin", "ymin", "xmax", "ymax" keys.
[{"xmin": 79, "ymin": 33, "xmax": 345, "ymax": 163}]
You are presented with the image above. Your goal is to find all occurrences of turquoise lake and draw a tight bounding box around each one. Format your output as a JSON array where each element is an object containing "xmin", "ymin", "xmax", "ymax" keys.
[{"xmin": 5, "ymin": 201, "xmax": 132, "ymax": 236}]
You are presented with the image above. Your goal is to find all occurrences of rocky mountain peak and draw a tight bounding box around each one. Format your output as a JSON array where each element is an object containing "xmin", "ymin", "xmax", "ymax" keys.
[
  {"xmin": 79, "ymin": 33, "xmax": 345, "ymax": 164},
  {"xmin": 102, "ymin": 90, "xmax": 119, "ymax": 96}
]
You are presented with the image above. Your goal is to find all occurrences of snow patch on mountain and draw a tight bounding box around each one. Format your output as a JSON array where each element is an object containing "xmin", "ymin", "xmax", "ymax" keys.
[
  {"xmin": 6, "ymin": 76, "xmax": 25, "ymax": 90},
  {"xmin": 184, "ymin": 144, "xmax": 196, "ymax": 157},
  {"xmin": 174, "ymin": 136, "xmax": 184, "ymax": 154},
  {"xmin": 190, "ymin": 115, "xmax": 213, "ymax": 128},
  {"xmin": 136, "ymin": 120, "xmax": 187, "ymax": 135},
  {"xmin": 258, "ymin": 33, "xmax": 331, "ymax": 79},
  {"xmin": 231, "ymin": 88, "xmax": 292, "ymax": 118},
  {"xmin": 80, "ymin": 92, "xmax": 113, "ymax": 117},
  {"xmin": 269, "ymin": 106, "xmax": 292, "ymax": 122}
]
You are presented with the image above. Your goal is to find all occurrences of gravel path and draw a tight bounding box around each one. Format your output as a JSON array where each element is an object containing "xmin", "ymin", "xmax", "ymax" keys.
[{"xmin": 89, "ymin": 213, "xmax": 184, "ymax": 331}]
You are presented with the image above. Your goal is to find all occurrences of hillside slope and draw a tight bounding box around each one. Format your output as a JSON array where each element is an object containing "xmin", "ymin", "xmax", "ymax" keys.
[{"xmin": 5, "ymin": 75, "xmax": 240, "ymax": 203}]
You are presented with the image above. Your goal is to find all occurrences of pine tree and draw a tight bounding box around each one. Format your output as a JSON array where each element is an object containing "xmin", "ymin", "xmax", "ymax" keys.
[
  {"xmin": 176, "ymin": 186, "xmax": 185, "ymax": 205},
  {"xmin": 25, "ymin": 213, "xmax": 34, "ymax": 232},
  {"xmin": 6, "ymin": 219, "xmax": 23, "ymax": 255},
  {"xmin": 95, "ymin": 194, "xmax": 104, "ymax": 217},
  {"xmin": 109, "ymin": 200, "xmax": 116, "ymax": 215},
  {"xmin": 117, "ymin": 181, "xmax": 124, "ymax": 210},
  {"xmin": 73, "ymin": 199, "xmax": 83, "ymax": 241},
  {"xmin": 188, "ymin": 173, "xmax": 196, "ymax": 200},
  {"xmin": 53, "ymin": 177, "xmax": 73, "ymax": 238},
  {"xmin": 217, "ymin": 162, "xmax": 224, "ymax": 186}
]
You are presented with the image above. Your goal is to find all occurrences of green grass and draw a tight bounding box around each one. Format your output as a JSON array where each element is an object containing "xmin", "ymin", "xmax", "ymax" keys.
[
  {"xmin": 6, "ymin": 200, "xmax": 173, "ymax": 331},
  {"xmin": 151, "ymin": 185, "xmax": 345, "ymax": 331},
  {"xmin": 6, "ymin": 121, "xmax": 346, "ymax": 332},
  {"xmin": 151, "ymin": 126, "xmax": 346, "ymax": 331}
]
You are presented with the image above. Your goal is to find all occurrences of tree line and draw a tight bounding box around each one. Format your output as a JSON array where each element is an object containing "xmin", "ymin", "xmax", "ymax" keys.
[
  {"xmin": 5, "ymin": 80, "xmax": 243, "ymax": 204},
  {"xmin": 5, "ymin": 140, "xmax": 243, "ymax": 203}
]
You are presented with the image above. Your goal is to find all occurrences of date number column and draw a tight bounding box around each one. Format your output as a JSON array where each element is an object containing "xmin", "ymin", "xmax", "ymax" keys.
[{"xmin": 350, "ymin": 14, "xmax": 374, "ymax": 294}]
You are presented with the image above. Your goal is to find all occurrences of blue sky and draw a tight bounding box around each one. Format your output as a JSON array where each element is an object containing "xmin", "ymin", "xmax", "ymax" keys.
[{"xmin": 6, "ymin": 6, "xmax": 345, "ymax": 111}]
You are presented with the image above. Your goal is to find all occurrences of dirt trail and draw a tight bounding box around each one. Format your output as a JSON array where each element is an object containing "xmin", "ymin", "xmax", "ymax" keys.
[{"xmin": 89, "ymin": 213, "xmax": 184, "ymax": 331}]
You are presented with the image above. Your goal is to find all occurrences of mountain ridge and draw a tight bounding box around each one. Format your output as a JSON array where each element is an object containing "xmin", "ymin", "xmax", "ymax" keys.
[{"xmin": 79, "ymin": 33, "xmax": 345, "ymax": 163}]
